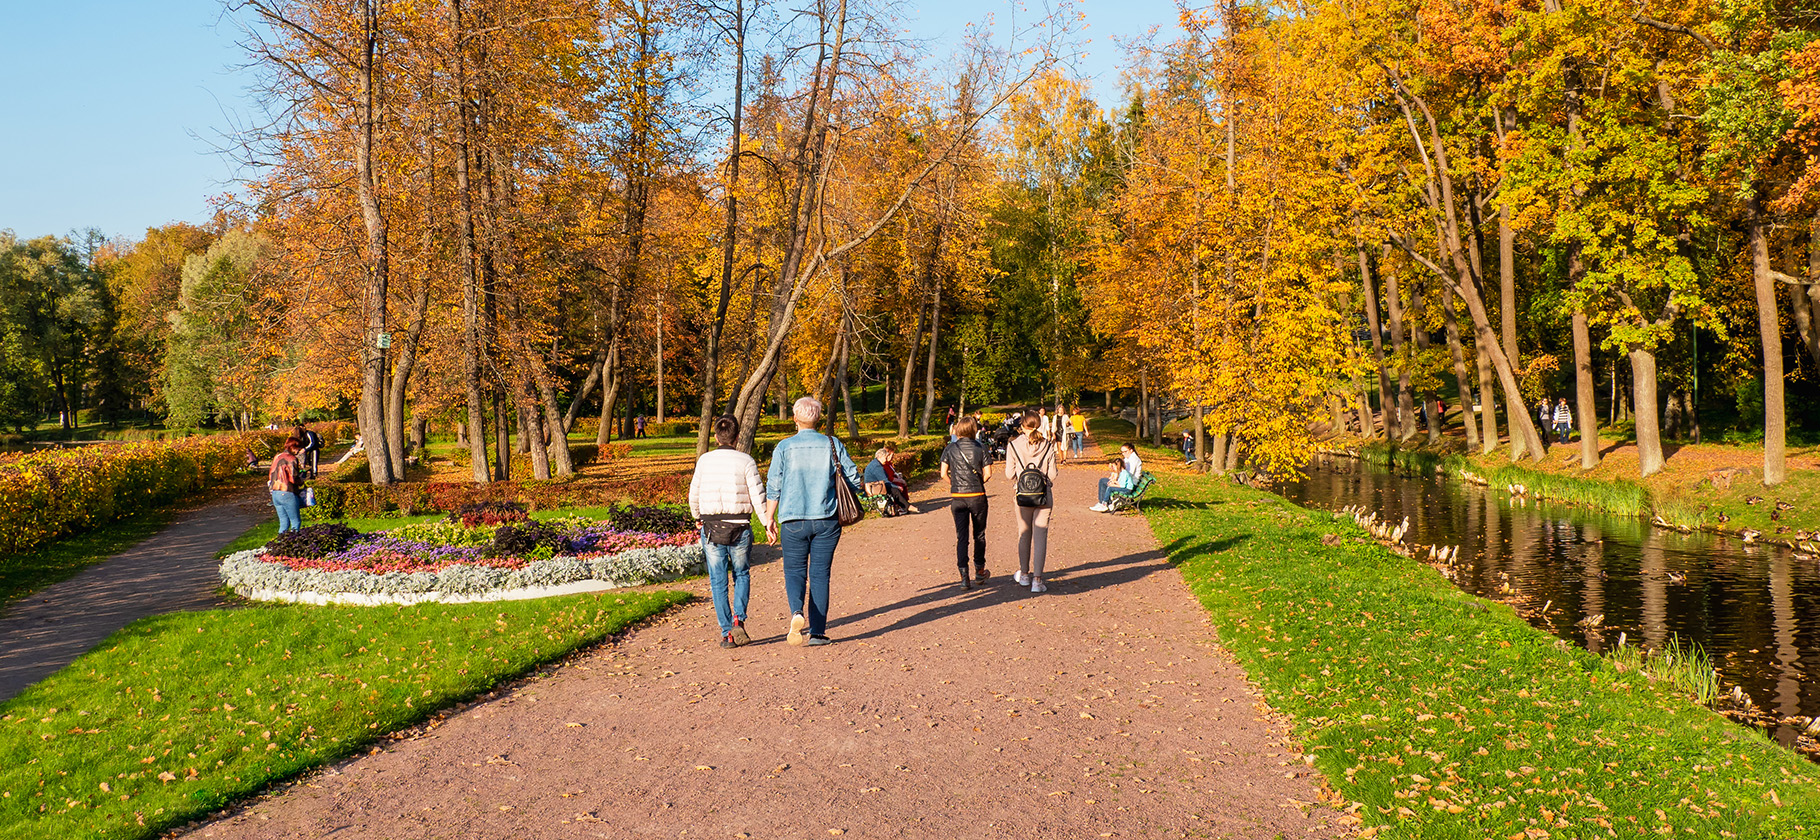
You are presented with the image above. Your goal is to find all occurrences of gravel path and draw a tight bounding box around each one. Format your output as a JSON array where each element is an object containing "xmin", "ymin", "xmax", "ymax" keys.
[
  {"xmin": 0, "ymin": 487, "xmax": 269, "ymax": 703},
  {"xmin": 185, "ymin": 465, "xmax": 1345, "ymax": 839}
]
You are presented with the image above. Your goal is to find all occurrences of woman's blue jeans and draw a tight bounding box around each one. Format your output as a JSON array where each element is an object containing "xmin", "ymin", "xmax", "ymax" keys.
[
  {"xmin": 271, "ymin": 490, "xmax": 302, "ymax": 533},
  {"xmin": 1098, "ymin": 478, "xmax": 1113, "ymax": 504},
  {"xmin": 1070, "ymin": 433, "xmax": 1085, "ymax": 457},
  {"xmin": 701, "ymin": 527, "xmax": 752, "ymax": 635},
  {"xmin": 780, "ymin": 516, "xmax": 841, "ymax": 636}
]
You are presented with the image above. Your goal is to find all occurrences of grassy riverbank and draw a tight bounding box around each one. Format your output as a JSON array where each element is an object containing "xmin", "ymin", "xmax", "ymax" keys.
[
  {"xmin": 1342, "ymin": 436, "xmax": 1820, "ymax": 539},
  {"xmin": 0, "ymin": 590, "xmax": 685, "ymax": 839},
  {"xmin": 1138, "ymin": 472, "xmax": 1820, "ymax": 837}
]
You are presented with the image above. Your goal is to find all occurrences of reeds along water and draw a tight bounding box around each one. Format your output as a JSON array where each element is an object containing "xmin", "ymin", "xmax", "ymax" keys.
[{"xmin": 1276, "ymin": 454, "xmax": 1820, "ymax": 752}]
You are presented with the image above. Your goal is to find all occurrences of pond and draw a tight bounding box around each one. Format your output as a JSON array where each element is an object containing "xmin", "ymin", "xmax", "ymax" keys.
[{"xmin": 1274, "ymin": 454, "xmax": 1820, "ymax": 751}]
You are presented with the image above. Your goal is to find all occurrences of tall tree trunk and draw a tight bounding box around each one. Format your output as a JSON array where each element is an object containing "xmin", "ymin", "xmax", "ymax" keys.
[
  {"xmin": 897, "ymin": 300, "xmax": 926, "ymax": 438},
  {"xmin": 596, "ymin": 343, "xmax": 621, "ymax": 447},
  {"xmin": 1629, "ymin": 348, "xmax": 1665, "ymax": 477},
  {"xmin": 1573, "ymin": 309, "xmax": 1600, "ymax": 469},
  {"xmin": 1444, "ymin": 284, "xmax": 1479, "ymax": 449},
  {"xmin": 1358, "ymin": 245, "xmax": 1393, "ymax": 437},
  {"xmin": 354, "ymin": 0, "xmax": 394, "ymax": 485},
  {"xmin": 1749, "ymin": 194, "xmax": 1786, "ymax": 486},
  {"xmin": 385, "ymin": 288, "xmax": 430, "ymax": 477},
  {"xmin": 654, "ymin": 292, "xmax": 665, "ymax": 423},
  {"xmin": 1496, "ymin": 108, "xmax": 1523, "ymax": 459},
  {"xmin": 1383, "ymin": 254, "xmax": 1414, "ymax": 440},
  {"xmin": 448, "ymin": 0, "xmax": 489, "ymax": 483},
  {"xmin": 1476, "ymin": 345, "xmax": 1498, "ymax": 454},
  {"xmin": 838, "ymin": 310, "xmax": 857, "ymax": 438},
  {"xmin": 919, "ymin": 254, "xmax": 942, "ymax": 436},
  {"xmin": 696, "ymin": 0, "xmax": 747, "ymax": 455},
  {"xmin": 1791, "ymin": 217, "xmax": 1820, "ymax": 366},
  {"xmin": 1409, "ymin": 275, "xmax": 1440, "ymax": 443}
]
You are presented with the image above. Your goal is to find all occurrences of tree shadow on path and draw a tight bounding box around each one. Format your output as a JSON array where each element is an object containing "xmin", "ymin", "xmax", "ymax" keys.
[{"xmin": 835, "ymin": 548, "xmax": 1181, "ymax": 643}]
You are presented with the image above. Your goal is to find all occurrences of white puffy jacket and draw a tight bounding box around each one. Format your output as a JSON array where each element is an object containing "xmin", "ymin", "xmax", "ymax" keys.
[{"xmin": 688, "ymin": 448, "xmax": 766, "ymax": 519}]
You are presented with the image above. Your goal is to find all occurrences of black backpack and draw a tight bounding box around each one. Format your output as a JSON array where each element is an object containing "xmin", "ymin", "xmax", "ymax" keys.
[{"xmin": 1011, "ymin": 440, "xmax": 1053, "ymax": 508}]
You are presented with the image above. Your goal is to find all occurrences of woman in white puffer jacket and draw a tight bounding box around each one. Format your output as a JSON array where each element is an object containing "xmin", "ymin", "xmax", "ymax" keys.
[{"xmin": 688, "ymin": 415, "xmax": 768, "ymax": 649}]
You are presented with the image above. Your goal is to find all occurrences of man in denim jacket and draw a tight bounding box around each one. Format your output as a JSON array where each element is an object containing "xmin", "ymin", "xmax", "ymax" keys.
[{"xmin": 762, "ymin": 397, "xmax": 863, "ymax": 647}]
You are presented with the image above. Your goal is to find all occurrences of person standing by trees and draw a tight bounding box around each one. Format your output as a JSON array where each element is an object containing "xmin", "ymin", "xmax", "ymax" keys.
[
  {"xmin": 1553, "ymin": 398, "xmax": 1573, "ymax": 446},
  {"xmin": 1071, "ymin": 409, "xmax": 1087, "ymax": 459},
  {"xmin": 294, "ymin": 425, "xmax": 324, "ymax": 479},
  {"xmin": 1006, "ymin": 412, "xmax": 1058, "ymax": 593},
  {"xmin": 1054, "ymin": 405, "xmax": 1071, "ymax": 460},
  {"xmin": 940, "ymin": 414, "xmax": 993, "ymax": 589},
  {"xmin": 1537, "ymin": 400, "xmax": 1553, "ymax": 451},
  {"xmin": 268, "ymin": 437, "xmax": 305, "ymax": 534},
  {"xmin": 762, "ymin": 397, "xmax": 862, "ymax": 647}
]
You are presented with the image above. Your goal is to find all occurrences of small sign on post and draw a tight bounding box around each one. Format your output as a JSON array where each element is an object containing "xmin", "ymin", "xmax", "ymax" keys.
[{"xmin": 376, "ymin": 332, "xmax": 392, "ymax": 349}]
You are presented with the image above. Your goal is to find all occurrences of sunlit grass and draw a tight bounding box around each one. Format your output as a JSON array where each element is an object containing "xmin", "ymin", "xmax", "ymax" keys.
[
  {"xmin": 0, "ymin": 590, "xmax": 686, "ymax": 839},
  {"xmin": 1140, "ymin": 474, "xmax": 1820, "ymax": 837},
  {"xmin": 1607, "ymin": 634, "xmax": 1722, "ymax": 707}
]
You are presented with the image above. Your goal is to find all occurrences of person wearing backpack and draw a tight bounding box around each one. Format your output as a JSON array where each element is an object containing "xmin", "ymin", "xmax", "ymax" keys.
[
  {"xmin": 1006, "ymin": 412, "xmax": 1059, "ymax": 593},
  {"xmin": 268, "ymin": 437, "xmax": 305, "ymax": 533},
  {"xmin": 294, "ymin": 425, "xmax": 324, "ymax": 479},
  {"xmin": 940, "ymin": 414, "xmax": 993, "ymax": 589}
]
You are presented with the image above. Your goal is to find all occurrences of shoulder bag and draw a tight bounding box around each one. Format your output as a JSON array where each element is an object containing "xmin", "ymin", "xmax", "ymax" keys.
[{"xmin": 830, "ymin": 437, "xmax": 865, "ymax": 526}]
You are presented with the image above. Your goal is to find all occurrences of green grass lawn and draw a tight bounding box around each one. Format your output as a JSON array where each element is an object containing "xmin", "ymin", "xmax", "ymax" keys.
[
  {"xmin": 0, "ymin": 590, "xmax": 686, "ymax": 839},
  {"xmin": 1138, "ymin": 472, "xmax": 1820, "ymax": 837}
]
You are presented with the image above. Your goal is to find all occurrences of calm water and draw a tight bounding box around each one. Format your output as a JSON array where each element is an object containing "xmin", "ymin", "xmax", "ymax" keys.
[{"xmin": 1274, "ymin": 455, "xmax": 1820, "ymax": 748}]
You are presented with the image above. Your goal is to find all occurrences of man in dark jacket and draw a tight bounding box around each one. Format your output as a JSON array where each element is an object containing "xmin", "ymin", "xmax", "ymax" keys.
[
  {"xmin": 940, "ymin": 416, "xmax": 993, "ymax": 589},
  {"xmin": 294, "ymin": 425, "xmax": 324, "ymax": 478}
]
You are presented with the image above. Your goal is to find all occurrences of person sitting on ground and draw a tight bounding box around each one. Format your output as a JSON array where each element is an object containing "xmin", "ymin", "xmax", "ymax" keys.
[
  {"xmin": 863, "ymin": 441, "xmax": 910, "ymax": 516},
  {"xmin": 1092, "ymin": 443, "xmax": 1144, "ymax": 512}
]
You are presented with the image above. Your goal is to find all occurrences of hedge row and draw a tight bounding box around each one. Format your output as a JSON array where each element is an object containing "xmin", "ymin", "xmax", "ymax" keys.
[
  {"xmin": 308, "ymin": 443, "xmax": 669, "ymax": 520},
  {"xmin": 0, "ymin": 424, "xmax": 352, "ymax": 556}
]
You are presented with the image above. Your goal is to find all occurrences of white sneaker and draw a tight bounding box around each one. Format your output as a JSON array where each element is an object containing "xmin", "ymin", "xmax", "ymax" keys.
[
  {"xmin": 1031, "ymin": 579, "xmax": 1046, "ymax": 593},
  {"xmin": 1014, "ymin": 571, "xmax": 1030, "ymax": 586},
  {"xmin": 1089, "ymin": 503, "xmax": 1107, "ymax": 512}
]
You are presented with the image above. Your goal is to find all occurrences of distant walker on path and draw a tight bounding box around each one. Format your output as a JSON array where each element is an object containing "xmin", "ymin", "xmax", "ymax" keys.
[{"xmin": 761, "ymin": 397, "xmax": 863, "ymax": 647}]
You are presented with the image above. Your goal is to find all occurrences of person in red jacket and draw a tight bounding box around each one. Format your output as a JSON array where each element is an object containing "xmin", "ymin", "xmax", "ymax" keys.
[{"xmin": 268, "ymin": 438, "xmax": 305, "ymax": 533}]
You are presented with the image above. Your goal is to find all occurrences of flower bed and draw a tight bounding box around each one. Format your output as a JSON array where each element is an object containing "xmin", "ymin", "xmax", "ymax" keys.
[{"xmin": 220, "ymin": 508, "xmax": 704, "ymax": 605}]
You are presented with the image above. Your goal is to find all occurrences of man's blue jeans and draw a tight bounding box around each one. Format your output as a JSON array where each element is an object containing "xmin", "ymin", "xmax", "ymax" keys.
[
  {"xmin": 701, "ymin": 527, "xmax": 752, "ymax": 635},
  {"xmin": 780, "ymin": 516, "xmax": 841, "ymax": 636},
  {"xmin": 271, "ymin": 490, "xmax": 302, "ymax": 533}
]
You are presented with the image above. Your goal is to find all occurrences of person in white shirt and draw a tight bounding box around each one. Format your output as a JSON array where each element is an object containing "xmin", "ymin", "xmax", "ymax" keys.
[{"xmin": 688, "ymin": 415, "xmax": 769, "ymax": 649}]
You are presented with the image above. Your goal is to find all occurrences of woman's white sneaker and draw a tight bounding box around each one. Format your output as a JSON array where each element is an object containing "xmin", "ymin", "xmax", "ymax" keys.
[
  {"xmin": 1014, "ymin": 571, "xmax": 1030, "ymax": 586},
  {"xmin": 1089, "ymin": 503, "xmax": 1107, "ymax": 512},
  {"xmin": 1030, "ymin": 579, "xmax": 1046, "ymax": 593}
]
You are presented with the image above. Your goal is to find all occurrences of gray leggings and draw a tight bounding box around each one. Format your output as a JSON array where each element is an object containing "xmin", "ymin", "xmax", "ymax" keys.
[{"xmin": 1015, "ymin": 504, "xmax": 1053, "ymax": 577}]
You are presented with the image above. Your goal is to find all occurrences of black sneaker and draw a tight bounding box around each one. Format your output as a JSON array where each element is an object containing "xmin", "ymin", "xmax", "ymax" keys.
[
  {"xmin": 720, "ymin": 632, "xmax": 736, "ymax": 649},
  {"xmin": 804, "ymin": 635, "xmax": 832, "ymax": 646}
]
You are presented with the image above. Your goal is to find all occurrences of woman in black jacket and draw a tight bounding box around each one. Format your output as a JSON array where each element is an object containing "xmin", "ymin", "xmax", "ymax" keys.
[{"xmin": 940, "ymin": 415, "xmax": 993, "ymax": 589}]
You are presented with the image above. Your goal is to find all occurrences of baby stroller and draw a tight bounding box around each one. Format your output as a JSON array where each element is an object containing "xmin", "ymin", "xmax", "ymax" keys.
[{"xmin": 988, "ymin": 428, "xmax": 1012, "ymax": 463}]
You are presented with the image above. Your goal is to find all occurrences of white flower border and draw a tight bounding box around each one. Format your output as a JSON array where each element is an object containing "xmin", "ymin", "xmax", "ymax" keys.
[{"xmin": 220, "ymin": 543, "xmax": 706, "ymax": 606}]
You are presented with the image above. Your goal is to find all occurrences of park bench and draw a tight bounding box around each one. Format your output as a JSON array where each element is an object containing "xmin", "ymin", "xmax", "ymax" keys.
[{"xmin": 1107, "ymin": 471, "xmax": 1157, "ymax": 513}]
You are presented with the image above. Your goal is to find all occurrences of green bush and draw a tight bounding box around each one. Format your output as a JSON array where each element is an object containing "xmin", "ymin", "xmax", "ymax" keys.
[{"xmin": 0, "ymin": 424, "xmax": 347, "ymax": 556}]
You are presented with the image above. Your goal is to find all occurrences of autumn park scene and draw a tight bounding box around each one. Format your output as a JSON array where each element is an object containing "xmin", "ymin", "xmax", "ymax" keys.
[{"xmin": 9, "ymin": 0, "xmax": 1820, "ymax": 836}]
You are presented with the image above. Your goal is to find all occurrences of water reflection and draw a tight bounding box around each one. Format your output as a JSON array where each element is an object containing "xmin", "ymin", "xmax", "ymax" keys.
[{"xmin": 1276, "ymin": 455, "xmax": 1818, "ymax": 747}]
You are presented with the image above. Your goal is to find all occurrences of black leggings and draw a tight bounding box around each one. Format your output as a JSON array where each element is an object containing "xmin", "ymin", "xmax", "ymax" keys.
[{"xmin": 951, "ymin": 495, "xmax": 988, "ymax": 568}]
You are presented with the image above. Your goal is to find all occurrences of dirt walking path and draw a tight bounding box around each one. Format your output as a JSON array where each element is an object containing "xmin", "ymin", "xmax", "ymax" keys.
[
  {"xmin": 0, "ymin": 488, "xmax": 269, "ymax": 703},
  {"xmin": 185, "ymin": 464, "xmax": 1344, "ymax": 839}
]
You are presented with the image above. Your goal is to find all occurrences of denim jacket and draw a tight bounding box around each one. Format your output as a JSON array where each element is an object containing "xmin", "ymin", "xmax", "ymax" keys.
[{"xmin": 766, "ymin": 429, "xmax": 863, "ymax": 523}]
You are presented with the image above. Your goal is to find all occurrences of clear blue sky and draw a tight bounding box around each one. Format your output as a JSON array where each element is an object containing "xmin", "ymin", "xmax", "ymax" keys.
[{"xmin": 0, "ymin": 0, "xmax": 1181, "ymax": 242}]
